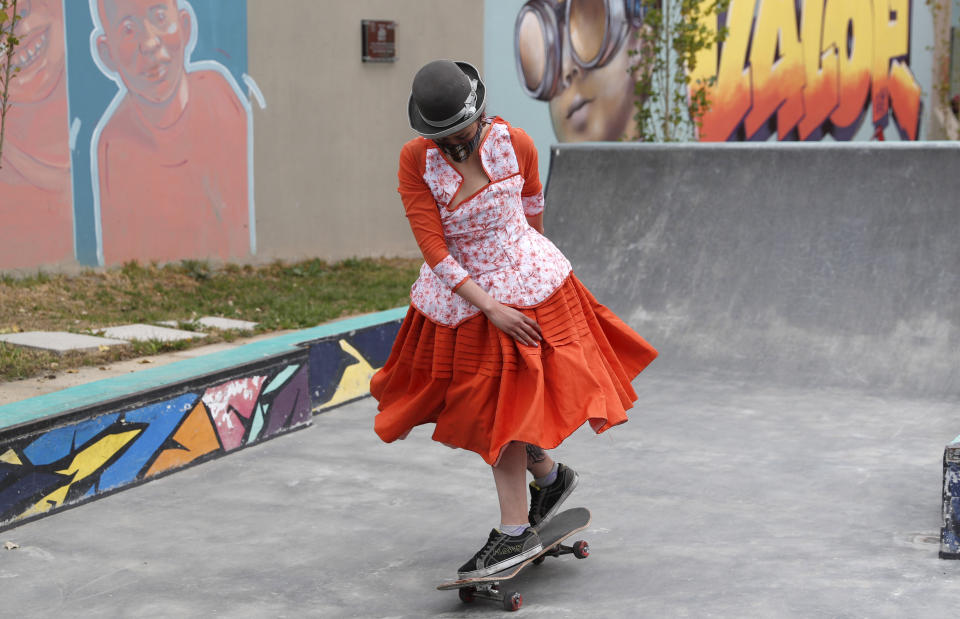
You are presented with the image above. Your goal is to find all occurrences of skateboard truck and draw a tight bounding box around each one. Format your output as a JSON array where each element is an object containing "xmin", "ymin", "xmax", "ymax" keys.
[
  {"xmin": 458, "ymin": 540, "xmax": 590, "ymax": 610},
  {"xmin": 458, "ymin": 584, "xmax": 524, "ymax": 612},
  {"xmin": 533, "ymin": 538, "xmax": 590, "ymax": 564}
]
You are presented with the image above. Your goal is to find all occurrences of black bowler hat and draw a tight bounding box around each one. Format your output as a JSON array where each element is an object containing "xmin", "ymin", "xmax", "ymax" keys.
[{"xmin": 408, "ymin": 60, "xmax": 486, "ymax": 139}]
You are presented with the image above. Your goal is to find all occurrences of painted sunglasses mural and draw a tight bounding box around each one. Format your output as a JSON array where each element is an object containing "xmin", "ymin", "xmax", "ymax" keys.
[
  {"xmin": 0, "ymin": 0, "xmax": 258, "ymax": 270},
  {"xmin": 514, "ymin": 0, "xmax": 924, "ymax": 142}
]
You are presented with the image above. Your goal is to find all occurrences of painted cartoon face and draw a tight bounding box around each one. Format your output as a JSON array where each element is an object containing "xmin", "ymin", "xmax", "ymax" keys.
[
  {"xmin": 515, "ymin": 0, "xmax": 643, "ymax": 142},
  {"xmin": 548, "ymin": 33, "xmax": 637, "ymax": 142},
  {"xmin": 98, "ymin": 0, "xmax": 189, "ymax": 104},
  {"xmin": 7, "ymin": 0, "xmax": 67, "ymax": 104}
]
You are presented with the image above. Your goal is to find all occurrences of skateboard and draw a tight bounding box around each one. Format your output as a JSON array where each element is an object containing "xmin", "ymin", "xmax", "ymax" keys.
[{"xmin": 437, "ymin": 507, "xmax": 591, "ymax": 611}]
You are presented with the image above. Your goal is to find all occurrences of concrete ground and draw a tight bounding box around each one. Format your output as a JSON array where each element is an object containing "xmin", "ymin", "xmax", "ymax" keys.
[{"xmin": 2, "ymin": 366, "xmax": 957, "ymax": 618}]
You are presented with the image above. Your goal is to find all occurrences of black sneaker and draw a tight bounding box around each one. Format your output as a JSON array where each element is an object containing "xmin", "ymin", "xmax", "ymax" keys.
[
  {"xmin": 528, "ymin": 463, "xmax": 579, "ymax": 529},
  {"xmin": 457, "ymin": 528, "xmax": 543, "ymax": 579}
]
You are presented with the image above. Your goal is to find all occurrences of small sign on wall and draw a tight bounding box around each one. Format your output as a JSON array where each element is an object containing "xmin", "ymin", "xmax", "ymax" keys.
[{"xmin": 362, "ymin": 20, "xmax": 397, "ymax": 62}]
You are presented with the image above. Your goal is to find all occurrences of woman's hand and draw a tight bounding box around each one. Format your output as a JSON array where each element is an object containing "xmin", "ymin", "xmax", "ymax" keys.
[
  {"xmin": 484, "ymin": 303, "xmax": 542, "ymax": 347},
  {"xmin": 454, "ymin": 277, "xmax": 542, "ymax": 346}
]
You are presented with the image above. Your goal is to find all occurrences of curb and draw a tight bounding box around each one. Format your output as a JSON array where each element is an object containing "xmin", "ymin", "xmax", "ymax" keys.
[{"xmin": 0, "ymin": 307, "xmax": 406, "ymax": 532}]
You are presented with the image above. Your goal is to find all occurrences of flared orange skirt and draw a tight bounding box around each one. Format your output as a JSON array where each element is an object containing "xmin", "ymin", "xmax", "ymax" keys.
[{"xmin": 370, "ymin": 273, "xmax": 658, "ymax": 465}]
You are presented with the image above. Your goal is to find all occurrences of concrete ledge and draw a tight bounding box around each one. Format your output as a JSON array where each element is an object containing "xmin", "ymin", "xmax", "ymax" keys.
[{"xmin": 0, "ymin": 307, "xmax": 405, "ymax": 531}]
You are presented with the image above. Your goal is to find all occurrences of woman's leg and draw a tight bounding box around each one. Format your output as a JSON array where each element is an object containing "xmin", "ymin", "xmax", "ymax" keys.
[
  {"xmin": 491, "ymin": 442, "xmax": 531, "ymax": 526},
  {"xmin": 525, "ymin": 443, "xmax": 555, "ymax": 479},
  {"xmin": 459, "ymin": 442, "xmax": 543, "ymax": 578},
  {"xmin": 525, "ymin": 443, "xmax": 578, "ymax": 528}
]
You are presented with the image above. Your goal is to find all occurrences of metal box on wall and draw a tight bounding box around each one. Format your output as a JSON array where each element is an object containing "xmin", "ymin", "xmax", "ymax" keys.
[{"xmin": 362, "ymin": 20, "xmax": 397, "ymax": 62}]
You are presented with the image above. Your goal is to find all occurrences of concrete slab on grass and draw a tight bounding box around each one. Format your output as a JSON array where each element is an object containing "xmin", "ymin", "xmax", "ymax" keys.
[
  {"xmin": 0, "ymin": 331, "xmax": 129, "ymax": 354},
  {"xmin": 100, "ymin": 324, "xmax": 207, "ymax": 342},
  {"xmin": 196, "ymin": 316, "xmax": 258, "ymax": 331},
  {"xmin": 155, "ymin": 318, "xmax": 257, "ymax": 331}
]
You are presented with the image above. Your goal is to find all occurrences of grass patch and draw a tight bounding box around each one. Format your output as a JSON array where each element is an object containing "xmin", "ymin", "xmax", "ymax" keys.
[{"xmin": 0, "ymin": 257, "xmax": 420, "ymax": 382}]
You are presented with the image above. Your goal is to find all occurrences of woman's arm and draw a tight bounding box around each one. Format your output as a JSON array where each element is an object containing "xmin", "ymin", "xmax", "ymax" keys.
[
  {"xmin": 455, "ymin": 279, "xmax": 542, "ymax": 347},
  {"xmin": 513, "ymin": 127, "xmax": 546, "ymax": 235},
  {"xmin": 398, "ymin": 141, "xmax": 540, "ymax": 346}
]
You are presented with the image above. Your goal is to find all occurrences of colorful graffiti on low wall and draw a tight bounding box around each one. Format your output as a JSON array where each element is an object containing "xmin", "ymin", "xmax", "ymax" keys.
[
  {"xmin": 0, "ymin": 317, "xmax": 402, "ymax": 531},
  {"xmin": 692, "ymin": 0, "xmax": 922, "ymax": 141},
  {"xmin": 309, "ymin": 324, "xmax": 400, "ymax": 412},
  {"xmin": 0, "ymin": 358, "xmax": 309, "ymax": 528},
  {"xmin": 0, "ymin": 0, "xmax": 256, "ymax": 270}
]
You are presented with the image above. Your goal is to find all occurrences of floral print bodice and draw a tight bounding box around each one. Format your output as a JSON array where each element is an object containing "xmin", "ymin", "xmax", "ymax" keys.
[{"xmin": 409, "ymin": 122, "xmax": 571, "ymax": 327}]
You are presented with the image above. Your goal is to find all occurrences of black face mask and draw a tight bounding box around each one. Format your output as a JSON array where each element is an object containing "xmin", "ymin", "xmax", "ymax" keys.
[{"xmin": 439, "ymin": 123, "xmax": 484, "ymax": 163}]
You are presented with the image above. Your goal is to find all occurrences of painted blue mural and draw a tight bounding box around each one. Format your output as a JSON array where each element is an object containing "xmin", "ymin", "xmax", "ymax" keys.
[
  {"xmin": 68, "ymin": 0, "xmax": 256, "ymax": 266},
  {"xmin": 0, "ymin": 0, "xmax": 258, "ymax": 270}
]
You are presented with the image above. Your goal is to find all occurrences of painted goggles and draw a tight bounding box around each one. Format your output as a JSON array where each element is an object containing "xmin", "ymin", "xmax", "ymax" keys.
[{"xmin": 514, "ymin": 0, "xmax": 647, "ymax": 100}]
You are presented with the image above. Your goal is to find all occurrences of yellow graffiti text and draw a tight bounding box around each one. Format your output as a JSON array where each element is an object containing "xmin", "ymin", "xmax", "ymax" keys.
[{"xmin": 692, "ymin": 0, "xmax": 921, "ymax": 141}]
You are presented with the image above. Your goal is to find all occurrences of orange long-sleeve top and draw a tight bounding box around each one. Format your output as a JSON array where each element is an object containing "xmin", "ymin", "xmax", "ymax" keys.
[{"xmin": 397, "ymin": 119, "xmax": 544, "ymax": 291}]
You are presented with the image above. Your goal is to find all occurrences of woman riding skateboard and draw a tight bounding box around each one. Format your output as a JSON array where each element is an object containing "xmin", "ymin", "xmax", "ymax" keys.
[{"xmin": 370, "ymin": 59, "xmax": 657, "ymax": 578}]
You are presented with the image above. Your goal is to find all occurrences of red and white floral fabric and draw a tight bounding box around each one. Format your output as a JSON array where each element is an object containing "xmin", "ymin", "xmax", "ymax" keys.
[
  {"xmin": 409, "ymin": 122, "xmax": 570, "ymax": 327},
  {"xmin": 374, "ymin": 118, "xmax": 659, "ymax": 465},
  {"xmin": 522, "ymin": 193, "xmax": 544, "ymax": 216}
]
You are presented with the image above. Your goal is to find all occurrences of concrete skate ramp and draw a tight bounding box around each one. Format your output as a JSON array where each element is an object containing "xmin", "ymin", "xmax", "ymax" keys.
[{"xmin": 546, "ymin": 142, "xmax": 960, "ymax": 398}]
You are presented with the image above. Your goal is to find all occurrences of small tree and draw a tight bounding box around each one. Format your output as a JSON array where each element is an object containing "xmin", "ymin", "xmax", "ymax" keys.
[
  {"xmin": 0, "ymin": 0, "xmax": 21, "ymax": 170},
  {"xmin": 630, "ymin": 0, "xmax": 729, "ymax": 142},
  {"xmin": 926, "ymin": 1, "xmax": 956, "ymax": 117}
]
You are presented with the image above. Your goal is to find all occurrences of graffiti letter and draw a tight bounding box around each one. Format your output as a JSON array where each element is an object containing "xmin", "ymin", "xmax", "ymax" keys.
[
  {"xmin": 697, "ymin": 0, "xmax": 756, "ymax": 141},
  {"xmin": 824, "ymin": 0, "xmax": 874, "ymax": 129},
  {"xmin": 797, "ymin": 0, "xmax": 840, "ymax": 139},
  {"xmin": 872, "ymin": 0, "xmax": 920, "ymax": 138},
  {"xmin": 745, "ymin": 0, "xmax": 806, "ymax": 138}
]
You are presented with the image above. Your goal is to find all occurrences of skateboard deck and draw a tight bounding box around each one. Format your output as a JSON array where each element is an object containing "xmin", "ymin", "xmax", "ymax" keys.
[{"xmin": 437, "ymin": 507, "xmax": 591, "ymax": 611}]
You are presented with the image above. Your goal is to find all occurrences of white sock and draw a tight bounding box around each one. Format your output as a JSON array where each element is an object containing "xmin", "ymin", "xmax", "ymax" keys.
[
  {"xmin": 499, "ymin": 523, "xmax": 529, "ymax": 537},
  {"xmin": 535, "ymin": 462, "xmax": 559, "ymax": 487}
]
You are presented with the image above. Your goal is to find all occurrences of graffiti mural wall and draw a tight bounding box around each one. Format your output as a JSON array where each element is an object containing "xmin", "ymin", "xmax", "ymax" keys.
[
  {"xmin": 85, "ymin": 0, "xmax": 253, "ymax": 265},
  {"xmin": 0, "ymin": 357, "xmax": 309, "ymax": 528},
  {"xmin": 0, "ymin": 0, "xmax": 74, "ymax": 269},
  {"xmin": 692, "ymin": 0, "xmax": 923, "ymax": 141},
  {"xmin": 493, "ymin": 0, "xmax": 935, "ymax": 149},
  {"xmin": 0, "ymin": 0, "xmax": 255, "ymax": 269}
]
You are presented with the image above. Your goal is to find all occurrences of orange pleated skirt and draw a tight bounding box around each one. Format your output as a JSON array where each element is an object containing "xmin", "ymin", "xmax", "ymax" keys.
[{"xmin": 370, "ymin": 274, "xmax": 658, "ymax": 465}]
